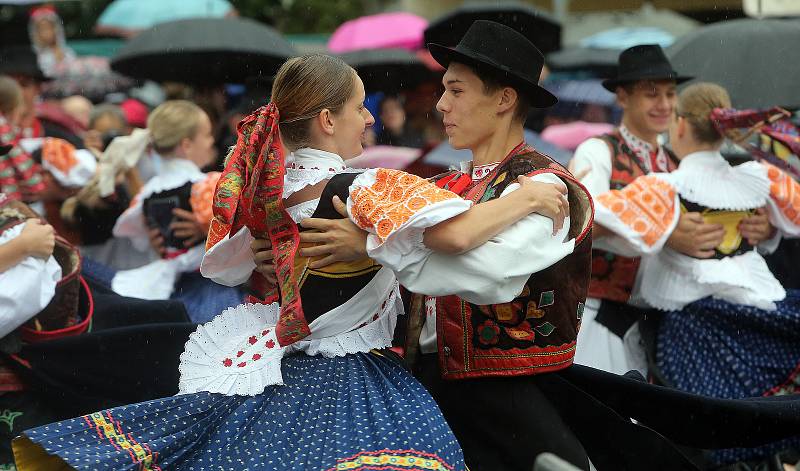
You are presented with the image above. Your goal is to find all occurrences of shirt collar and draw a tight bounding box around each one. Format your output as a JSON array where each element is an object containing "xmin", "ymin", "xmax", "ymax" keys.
[
  {"xmin": 288, "ymin": 147, "xmax": 347, "ymax": 172},
  {"xmin": 459, "ymin": 141, "xmax": 528, "ymax": 181},
  {"xmin": 619, "ymin": 124, "xmax": 655, "ymax": 155},
  {"xmin": 619, "ymin": 124, "xmax": 670, "ymax": 173},
  {"xmin": 678, "ymin": 150, "xmax": 727, "ymax": 170}
]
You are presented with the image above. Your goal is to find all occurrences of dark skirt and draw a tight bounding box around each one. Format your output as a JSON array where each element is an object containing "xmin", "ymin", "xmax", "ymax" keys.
[{"xmin": 657, "ymin": 290, "xmax": 800, "ymax": 465}]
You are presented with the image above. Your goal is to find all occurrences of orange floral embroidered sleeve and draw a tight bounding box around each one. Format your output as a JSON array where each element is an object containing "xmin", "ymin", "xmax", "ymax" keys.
[
  {"xmin": 349, "ymin": 168, "xmax": 466, "ymax": 243},
  {"xmin": 594, "ymin": 174, "xmax": 679, "ymax": 252},
  {"xmin": 191, "ymin": 171, "xmax": 222, "ymax": 229},
  {"xmin": 41, "ymin": 138, "xmax": 78, "ymax": 174},
  {"xmin": 763, "ymin": 162, "xmax": 800, "ymax": 236}
]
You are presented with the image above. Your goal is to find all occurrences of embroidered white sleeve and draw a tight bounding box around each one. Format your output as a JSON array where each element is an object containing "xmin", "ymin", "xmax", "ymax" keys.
[
  {"xmin": 384, "ymin": 173, "xmax": 575, "ymax": 305},
  {"xmin": 570, "ymin": 138, "xmax": 612, "ymax": 197}
]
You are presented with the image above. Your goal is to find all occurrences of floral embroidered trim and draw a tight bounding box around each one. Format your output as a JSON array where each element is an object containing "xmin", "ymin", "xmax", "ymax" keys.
[
  {"xmin": 327, "ymin": 449, "xmax": 454, "ymax": 471},
  {"xmin": 350, "ymin": 169, "xmax": 460, "ymax": 242},
  {"xmin": 41, "ymin": 137, "xmax": 78, "ymax": 174},
  {"xmin": 190, "ymin": 171, "xmax": 221, "ymax": 228},
  {"xmin": 765, "ymin": 162, "xmax": 800, "ymax": 224},
  {"xmin": 83, "ymin": 411, "xmax": 160, "ymax": 471},
  {"xmin": 471, "ymin": 162, "xmax": 499, "ymax": 180},
  {"xmin": 597, "ymin": 175, "xmax": 677, "ymax": 246}
]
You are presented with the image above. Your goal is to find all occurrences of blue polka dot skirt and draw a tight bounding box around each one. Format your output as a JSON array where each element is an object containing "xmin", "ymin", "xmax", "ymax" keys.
[
  {"xmin": 657, "ymin": 289, "xmax": 800, "ymax": 465},
  {"xmin": 15, "ymin": 352, "xmax": 465, "ymax": 470}
]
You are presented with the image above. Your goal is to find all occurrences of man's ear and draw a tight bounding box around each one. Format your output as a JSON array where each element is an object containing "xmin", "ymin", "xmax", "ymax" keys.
[
  {"xmin": 616, "ymin": 87, "xmax": 629, "ymax": 109},
  {"xmin": 497, "ymin": 87, "xmax": 518, "ymax": 115},
  {"xmin": 317, "ymin": 109, "xmax": 335, "ymax": 136}
]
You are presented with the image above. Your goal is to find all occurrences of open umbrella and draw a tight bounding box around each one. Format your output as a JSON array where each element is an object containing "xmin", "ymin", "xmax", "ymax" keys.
[
  {"xmin": 328, "ymin": 12, "xmax": 427, "ymax": 53},
  {"xmin": 668, "ymin": 18, "xmax": 800, "ymax": 109},
  {"xmin": 111, "ymin": 17, "xmax": 296, "ymax": 85},
  {"xmin": 547, "ymin": 47, "xmax": 619, "ymax": 75},
  {"xmin": 562, "ymin": 4, "xmax": 699, "ymax": 48},
  {"xmin": 95, "ymin": 0, "xmax": 235, "ymax": 37},
  {"xmin": 424, "ymin": 1, "xmax": 561, "ymax": 54},
  {"xmin": 338, "ymin": 48, "xmax": 437, "ymax": 93}
]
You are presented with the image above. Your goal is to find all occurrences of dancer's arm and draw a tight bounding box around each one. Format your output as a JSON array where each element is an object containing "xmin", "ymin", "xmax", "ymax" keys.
[
  {"xmin": 0, "ymin": 220, "xmax": 55, "ymax": 273},
  {"xmin": 299, "ymin": 174, "xmax": 568, "ymax": 265},
  {"xmin": 422, "ymin": 175, "xmax": 567, "ymax": 254}
]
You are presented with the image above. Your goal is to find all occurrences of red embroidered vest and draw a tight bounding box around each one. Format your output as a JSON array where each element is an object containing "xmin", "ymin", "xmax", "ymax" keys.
[
  {"xmin": 588, "ymin": 130, "xmax": 678, "ymax": 302},
  {"xmin": 432, "ymin": 149, "xmax": 594, "ymax": 380}
]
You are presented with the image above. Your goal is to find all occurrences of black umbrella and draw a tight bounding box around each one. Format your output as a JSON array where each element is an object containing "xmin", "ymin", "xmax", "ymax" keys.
[
  {"xmin": 546, "ymin": 47, "xmax": 619, "ymax": 76},
  {"xmin": 338, "ymin": 48, "xmax": 437, "ymax": 93},
  {"xmin": 111, "ymin": 17, "xmax": 296, "ymax": 84},
  {"xmin": 667, "ymin": 18, "xmax": 800, "ymax": 109},
  {"xmin": 423, "ymin": 1, "xmax": 561, "ymax": 54}
]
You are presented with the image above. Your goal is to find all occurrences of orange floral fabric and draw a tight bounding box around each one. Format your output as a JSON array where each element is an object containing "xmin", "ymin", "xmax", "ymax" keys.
[
  {"xmin": 350, "ymin": 169, "xmax": 460, "ymax": 242},
  {"xmin": 764, "ymin": 162, "xmax": 800, "ymax": 225},
  {"xmin": 191, "ymin": 172, "xmax": 221, "ymax": 229},
  {"xmin": 597, "ymin": 175, "xmax": 677, "ymax": 247},
  {"xmin": 41, "ymin": 137, "xmax": 78, "ymax": 174}
]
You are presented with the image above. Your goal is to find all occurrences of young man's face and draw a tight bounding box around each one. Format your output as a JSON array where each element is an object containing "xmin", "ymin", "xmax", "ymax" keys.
[
  {"xmin": 617, "ymin": 79, "xmax": 677, "ymax": 137},
  {"xmin": 436, "ymin": 62, "xmax": 502, "ymax": 150}
]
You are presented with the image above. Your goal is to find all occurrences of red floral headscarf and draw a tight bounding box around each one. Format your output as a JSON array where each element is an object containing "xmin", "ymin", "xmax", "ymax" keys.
[{"xmin": 207, "ymin": 103, "xmax": 310, "ymax": 346}]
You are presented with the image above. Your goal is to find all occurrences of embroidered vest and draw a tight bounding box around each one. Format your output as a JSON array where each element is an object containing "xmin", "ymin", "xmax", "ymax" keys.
[
  {"xmin": 432, "ymin": 150, "xmax": 594, "ymax": 380},
  {"xmin": 588, "ymin": 130, "xmax": 679, "ymax": 302}
]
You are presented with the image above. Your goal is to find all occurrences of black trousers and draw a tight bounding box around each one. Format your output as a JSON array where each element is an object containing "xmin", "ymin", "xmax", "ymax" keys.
[{"xmin": 415, "ymin": 354, "xmax": 590, "ymax": 471}]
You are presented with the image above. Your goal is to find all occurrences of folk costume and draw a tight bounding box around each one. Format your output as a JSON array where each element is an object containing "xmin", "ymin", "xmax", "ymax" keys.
[
  {"xmin": 14, "ymin": 103, "xmax": 468, "ymax": 471},
  {"xmin": 97, "ymin": 130, "xmax": 244, "ymax": 323},
  {"xmin": 592, "ymin": 137, "xmax": 800, "ymax": 465},
  {"xmin": 570, "ymin": 44, "xmax": 696, "ymax": 375},
  {"xmin": 0, "ymin": 192, "xmax": 192, "ymax": 468}
]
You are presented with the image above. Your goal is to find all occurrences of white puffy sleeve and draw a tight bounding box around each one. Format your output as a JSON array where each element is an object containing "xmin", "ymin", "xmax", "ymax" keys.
[
  {"xmin": 0, "ymin": 222, "xmax": 61, "ymax": 338},
  {"xmin": 569, "ymin": 137, "xmax": 613, "ymax": 197},
  {"xmin": 348, "ymin": 169, "xmax": 575, "ymax": 305}
]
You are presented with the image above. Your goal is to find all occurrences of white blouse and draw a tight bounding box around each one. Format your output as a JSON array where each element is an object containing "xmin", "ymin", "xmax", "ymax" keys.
[{"xmin": 594, "ymin": 150, "xmax": 800, "ymax": 311}]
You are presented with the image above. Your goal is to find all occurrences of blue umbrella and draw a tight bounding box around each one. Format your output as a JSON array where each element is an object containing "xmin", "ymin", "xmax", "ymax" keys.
[{"xmin": 96, "ymin": 0, "xmax": 234, "ymax": 36}]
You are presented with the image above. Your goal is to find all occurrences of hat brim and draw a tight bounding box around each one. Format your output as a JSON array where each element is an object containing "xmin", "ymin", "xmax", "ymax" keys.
[
  {"xmin": 428, "ymin": 43, "xmax": 558, "ymax": 108},
  {"xmin": 602, "ymin": 74, "xmax": 693, "ymax": 92}
]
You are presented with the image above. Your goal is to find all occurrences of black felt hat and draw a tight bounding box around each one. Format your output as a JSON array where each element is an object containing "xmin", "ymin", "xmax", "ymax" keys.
[
  {"xmin": 602, "ymin": 44, "xmax": 692, "ymax": 92},
  {"xmin": 428, "ymin": 20, "xmax": 557, "ymax": 108}
]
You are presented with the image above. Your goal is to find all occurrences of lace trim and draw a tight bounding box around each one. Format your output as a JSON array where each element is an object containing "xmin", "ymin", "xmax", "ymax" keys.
[
  {"xmin": 284, "ymin": 167, "xmax": 362, "ymax": 197},
  {"xmin": 286, "ymin": 199, "xmax": 319, "ymax": 223},
  {"xmin": 177, "ymin": 284, "xmax": 402, "ymax": 396}
]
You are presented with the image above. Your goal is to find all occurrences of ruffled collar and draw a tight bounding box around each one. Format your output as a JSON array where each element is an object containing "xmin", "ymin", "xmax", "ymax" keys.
[
  {"xmin": 287, "ymin": 147, "xmax": 347, "ymax": 172},
  {"xmin": 661, "ymin": 150, "xmax": 770, "ymax": 210},
  {"xmin": 284, "ymin": 148, "xmax": 355, "ymax": 198}
]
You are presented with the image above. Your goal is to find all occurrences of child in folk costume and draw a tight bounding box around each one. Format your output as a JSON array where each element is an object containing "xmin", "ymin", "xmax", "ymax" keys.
[
  {"xmin": 593, "ymin": 82, "xmax": 800, "ymax": 466},
  {"xmin": 106, "ymin": 100, "xmax": 244, "ymax": 322},
  {"xmin": 0, "ymin": 76, "xmax": 45, "ymax": 202},
  {"xmin": 13, "ymin": 54, "xmax": 569, "ymax": 470}
]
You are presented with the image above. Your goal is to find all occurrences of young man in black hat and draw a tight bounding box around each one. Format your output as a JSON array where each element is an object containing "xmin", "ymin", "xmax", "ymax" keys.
[
  {"xmin": 296, "ymin": 20, "xmax": 595, "ymax": 471},
  {"xmin": 570, "ymin": 45, "xmax": 777, "ymax": 375}
]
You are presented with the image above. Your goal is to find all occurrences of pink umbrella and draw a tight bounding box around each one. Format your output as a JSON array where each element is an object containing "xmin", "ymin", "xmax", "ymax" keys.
[
  {"xmin": 328, "ymin": 12, "xmax": 428, "ymax": 53},
  {"xmin": 541, "ymin": 121, "xmax": 615, "ymax": 151}
]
